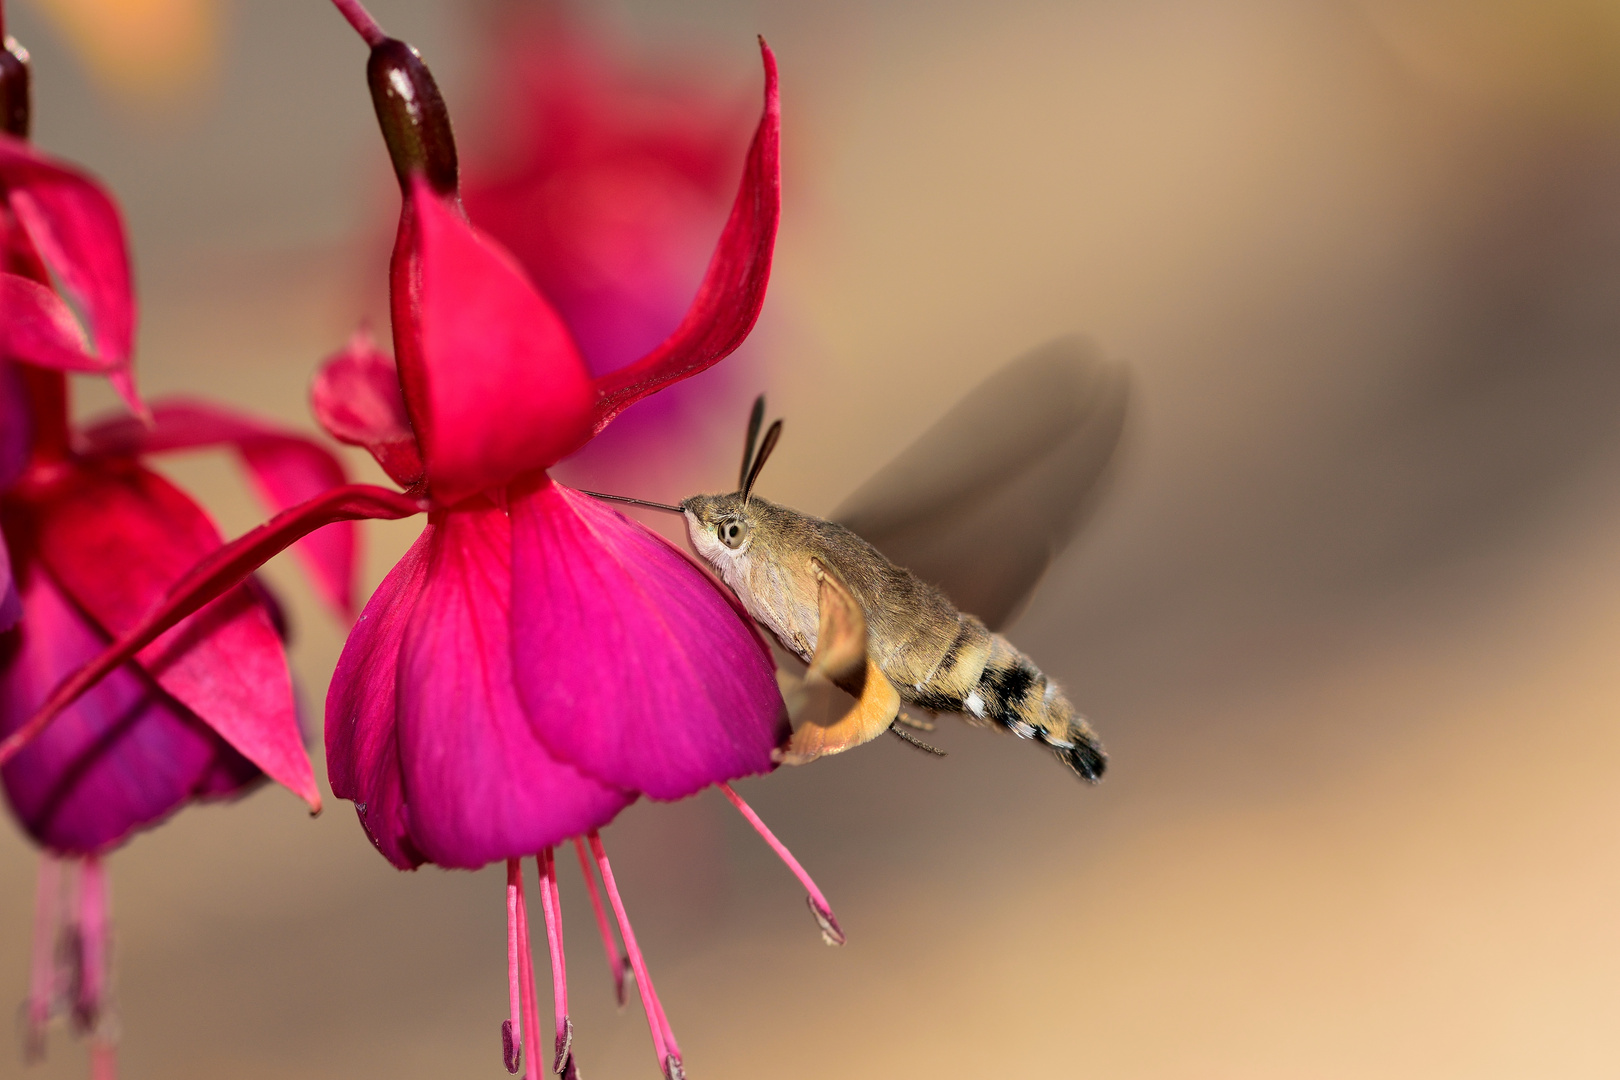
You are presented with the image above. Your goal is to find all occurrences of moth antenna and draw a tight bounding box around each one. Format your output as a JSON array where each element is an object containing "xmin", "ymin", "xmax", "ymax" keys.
[
  {"xmin": 739, "ymin": 394, "xmax": 767, "ymax": 491},
  {"xmin": 579, "ymin": 491, "xmax": 685, "ymax": 515},
  {"xmin": 743, "ymin": 419, "xmax": 782, "ymax": 506},
  {"xmin": 888, "ymin": 722, "xmax": 947, "ymax": 757}
]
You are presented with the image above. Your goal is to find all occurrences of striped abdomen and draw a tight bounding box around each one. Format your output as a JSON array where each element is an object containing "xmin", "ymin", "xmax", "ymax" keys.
[{"xmin": 892, "ymin": 613, "xmax": 1106, "ymax": 782}]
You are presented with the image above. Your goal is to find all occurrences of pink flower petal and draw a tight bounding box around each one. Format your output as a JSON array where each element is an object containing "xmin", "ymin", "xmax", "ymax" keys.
[
  {"xmin": 508, "ymin": 478, "xmax": 785, "ymax": 800},
  {"xmin": 309, "ymin": 329, "xmax": 425, "ymax": 488},
  {"xmin": 12, "ymin": 459, "xmax": 317, "ymax": 810},
  {"xmin": 0, "ymin": 134, "xmax": 140, "ymax": 412},
  {"xmin": 0, "ymin": 273, "xmax": 108, "ymax": 372},
  {"xmin": 397, "ymin": 498, "xmax": 633, "ymax": 868},
  {"xmin": 0, "ymin": 483, "xmax": 424, "ymax": 769},
  {"xmin": 326, "ymin": 526, "xmax": 433, "ymax": 870},
  {"xmin": 79, "ymin": 398, "xmax": 358, "ymax": 618},
  {"xmin": 589, "ymin": 40, "xmax": 780, "ymax": 432},
  {"xmin": 397, "ymin": 183, "xmax": 597, "ymax": 505},
  {"xmin": 0, "ymin": 564, "xmax": 254, "ymax": 855}
]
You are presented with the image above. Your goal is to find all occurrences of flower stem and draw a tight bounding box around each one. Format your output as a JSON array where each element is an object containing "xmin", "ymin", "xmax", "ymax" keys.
[
  {"xmin": 717, "ymin": 782, "xmax": 845, "ymax": 945},
  {"xmin": 25, "ymin": 854, "xmax": 60, "ymax": 1061},
  {"xmin": 329, "ymin": 0, "xmax": 386, "ymax": 46},
  {"xmin": 587, "ymin": 832, "xmax": 681, "ymax": 1077},
  {"xmin": 571, "ymin": 837, "xmax": 631, "ymax": 1007},
  {"xmin": 504, "ymin": 859, "xmax": 525, "ymax": 1074}
]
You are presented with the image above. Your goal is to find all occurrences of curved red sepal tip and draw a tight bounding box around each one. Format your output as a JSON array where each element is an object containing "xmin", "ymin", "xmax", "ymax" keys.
[
  {"xmin": 589, "ymin": 38, "xmax": 780, "ymax": 431},
  {"xmin": 0, "ymin": 483, "xmax": 424, "ymax": 772}
]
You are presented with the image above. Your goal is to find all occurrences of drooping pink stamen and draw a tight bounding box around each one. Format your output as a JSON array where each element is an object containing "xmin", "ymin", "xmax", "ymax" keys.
[
  {"xmin": 571, "ymin": 836, "xmax": 631, "ymax": 1008},
  {"xmin": 717, "ymin": 782, "xmax": 846, "ymax": 945},
  {"xmin": 25, "ymin": 855, "xmax": 61, "ymax": 1061},
  {"xmin": 537, "ymin": 849, "xmax": 575, "ymax": 1078},
  {"xmin": 504, "ymin": 858, "xmax": 525, "ymax": 1074},
  {"xmin": 330, "ymin": 0, "xmax": 387, "ymax": 46},
  {"xmin": 90, "ymin": 1040, "xmax": 117, "ymax": 1080},
  {"xmin": 587, "ymin": 832, "xmax": 682, "ymax": 1079},
  {"xmin": 512, "ymin": 860, "xmax": 544, "ymax": 1080},
  {"xmin": 74, "ymin": 856, "xmax": 109, "ymax": 1033}
]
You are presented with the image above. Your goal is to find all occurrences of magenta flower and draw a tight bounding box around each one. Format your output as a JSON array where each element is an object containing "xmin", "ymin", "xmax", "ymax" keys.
[
  {"xmin": 0, "ymin": 27, "xmax": 358, "ymax": 1072},
  {"xmin": 10, "ymin": 4, "xmax": 837, "ymax": 1076}
]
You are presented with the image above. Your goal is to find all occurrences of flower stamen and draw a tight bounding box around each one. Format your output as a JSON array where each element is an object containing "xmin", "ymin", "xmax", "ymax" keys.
[
  {"xmin": 504, "ymin": 858, "xmax": 525, "ymax": 1074},
  {"xmin": 73, "ymin": 857, "xmax": 109, "ymax": 1034},
  {"xmin": 536, "ymin": 849, "xmax": 577, "ymax": 1078},
  {"xmin": 511, "ymin": 859, "xmax": 544, "ymax": 1080},
  {"xmin": 24, "ymin": 855, "xmax": 61, "ymax": 1062},
  {"xmin": 717, "ymin": 782, "xmax": 845, "ymax": 945},
  {"xmin": 571, "ymin": 837, "xmax": 632, "ymax": 1008},
  {"xmin": 587, "ymin": 832, "xmax": 682, "ymax": 1079}
]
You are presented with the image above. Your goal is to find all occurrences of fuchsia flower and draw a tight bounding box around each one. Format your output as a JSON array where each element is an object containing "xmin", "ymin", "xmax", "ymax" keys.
[
  {"xmin": 0, "ymin": 24, "xmax": 357, "ymax": 1075},
  {"xmin": 11, "ymin": 3, "xmax": 840, "ymax": 1076}
]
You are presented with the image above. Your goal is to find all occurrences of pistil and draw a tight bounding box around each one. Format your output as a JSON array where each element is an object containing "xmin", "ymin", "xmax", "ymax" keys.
[{"xmin": 717, "ymin": 782, "xmax": 845, "ymax": 945}]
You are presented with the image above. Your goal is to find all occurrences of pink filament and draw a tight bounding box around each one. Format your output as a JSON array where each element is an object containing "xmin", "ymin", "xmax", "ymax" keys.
[
  {"xmin": 90, "ymin": 1040, "xmax": 117, "ymax": 1080},
  {"xmin": 571, "ymin": 837, "xmax": 630, "ymax": 1005},
  {"xmin": 25, "ymin": 855, "xmax": 61, "ymax": 1060},
  {"xmin": 512, "ymin": 860, "xmax": 543, "ymax": 1080},
  {"xmin": 76, "ymin": 857, "xmax": 109, "ymax": 1028},
  {"xmin": 717, "ymin": 782, "xmax": 845, "ymax": 944},
  {"xmin": 536, "ymin": 848, "xmax": 569, "ymax": 1069},
  {"xmin": 329, "ymin": 0, "xmax": 387, "ymax": 46},
  {"xmin": 587, "ymin": 832, "xmax": 681, "ymax": 1072},
  {"xmin": 505, "ymin": 859, "xmax": 525, "ymax": 1073}
]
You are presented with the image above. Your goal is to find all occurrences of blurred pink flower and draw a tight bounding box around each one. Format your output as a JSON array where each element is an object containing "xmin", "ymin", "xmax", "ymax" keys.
[{"xmin": 461, "ymin": 4, "xmax": 769, "ymax": 498}]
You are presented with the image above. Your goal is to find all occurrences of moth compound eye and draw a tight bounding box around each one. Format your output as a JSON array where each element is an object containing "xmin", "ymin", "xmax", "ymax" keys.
[{"xmin": 720, "ymin": 518, "xmax": 750, "ymax": 549}]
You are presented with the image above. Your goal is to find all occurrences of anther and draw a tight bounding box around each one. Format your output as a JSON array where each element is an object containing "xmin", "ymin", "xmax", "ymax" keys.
[{"xmin": 502, "ymin": 1019, "xmax": 521, "ymax": 1074}]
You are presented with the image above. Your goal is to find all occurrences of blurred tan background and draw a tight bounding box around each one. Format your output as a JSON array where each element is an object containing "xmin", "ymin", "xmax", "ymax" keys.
[{"xmin": 6, "ymin": 0, "xmax": 1620, "ymax": 1076}]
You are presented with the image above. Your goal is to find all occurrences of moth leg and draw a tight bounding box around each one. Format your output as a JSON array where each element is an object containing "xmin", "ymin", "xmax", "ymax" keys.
[
  {"xmin": 895, "ymin": 709, "xmax": 936, "ymax": 732},
  {"xmin": 774, "ymin": 560, "xmax": 900, "ymax": 766}
]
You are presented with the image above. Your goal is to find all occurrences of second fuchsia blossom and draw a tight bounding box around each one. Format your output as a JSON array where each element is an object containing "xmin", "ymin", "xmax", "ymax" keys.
[
  {"xmin": 10, "ymin": 3, "xmax": 840, "ymax": 1077},
  {"xmin": 0, "ymin": 21, "xmax": 360, "ymax": 1076}
]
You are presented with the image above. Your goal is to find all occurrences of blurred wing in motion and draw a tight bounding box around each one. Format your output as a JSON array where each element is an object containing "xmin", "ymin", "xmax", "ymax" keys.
[{"xmin": 834, "ymin": 337, "xmax": 1128, "ymax": 631}]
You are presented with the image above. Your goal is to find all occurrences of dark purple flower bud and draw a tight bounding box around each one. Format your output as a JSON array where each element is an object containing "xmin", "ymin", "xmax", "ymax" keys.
[
  {"xmin": 0, "ymin": 35, "xmax": 30, "ymax": 139},
  {"xmin": 365, "ymin": 38, "xmax": 457, "ymax": 197}
]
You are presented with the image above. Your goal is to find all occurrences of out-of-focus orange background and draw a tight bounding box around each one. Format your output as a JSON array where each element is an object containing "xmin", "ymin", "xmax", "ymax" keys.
[{"xmin": 6, "ymin": 0, "xmax": 1620, "ymax": 1076}]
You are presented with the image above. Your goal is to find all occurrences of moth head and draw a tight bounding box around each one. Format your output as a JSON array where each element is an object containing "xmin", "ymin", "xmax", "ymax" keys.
[{"xmin": 682, "ymin": 492, "xmax": 757, "ymax": 563}]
